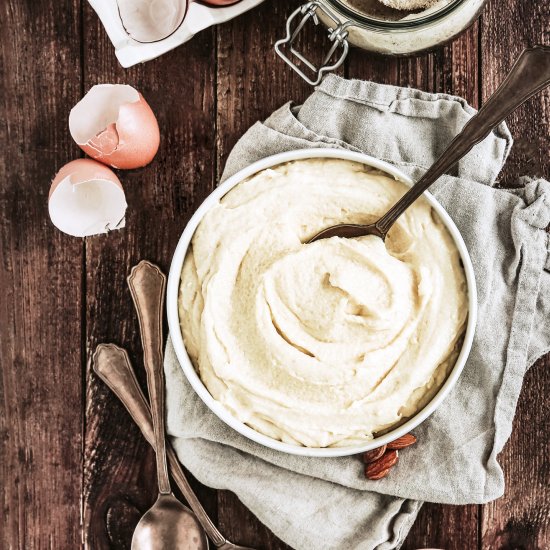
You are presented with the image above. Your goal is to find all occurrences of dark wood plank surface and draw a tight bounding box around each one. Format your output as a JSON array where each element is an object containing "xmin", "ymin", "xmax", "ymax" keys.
[
  {"xmin": 81, "ymin": 5, "xmax": 219, "ymax": 549},
  {"xmin": 1, "ymin": 0, "xmax": 548, "ymax": 549},
  {"xmin": 480, "ymin": 1, "xmax": 550, "ymax": 548},
  {"xmin": 0, "ymin": 1, "xmax": 84, "ymax": 548}
]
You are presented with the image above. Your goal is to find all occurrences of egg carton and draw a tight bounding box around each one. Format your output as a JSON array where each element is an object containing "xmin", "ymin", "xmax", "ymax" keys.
[{"xmin": 88, "ymin": 0, "xmax": 265, "ymax": 68}]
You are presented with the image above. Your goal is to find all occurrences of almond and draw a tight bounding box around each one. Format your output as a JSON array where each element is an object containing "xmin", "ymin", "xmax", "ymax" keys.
[
  {"xmin": 365, "ymin": 449, "xmax": 398, "ymax": 479},
  {"xmin": 387, "ymin": 433, "xmax": 417, "ymax": 450},
  {"xmin": 363, "ymin": 445, "xmax": 386, "ymax": 464},
  {"xmin": 366, "ymin": 466, "xmax": 392, "ymax": 480}
]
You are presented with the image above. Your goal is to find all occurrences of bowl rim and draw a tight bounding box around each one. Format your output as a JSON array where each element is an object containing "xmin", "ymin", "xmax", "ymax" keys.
[{"xmin": 167, "ymin": 148, "xmax": 478, "ymax": 457}]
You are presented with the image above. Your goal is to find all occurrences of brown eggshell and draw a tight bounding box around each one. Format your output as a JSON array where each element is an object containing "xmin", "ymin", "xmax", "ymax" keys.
[
  {"xmin": 69, "ymin": 84, "xmax": 160, "ymax": 170},
  {"xmin": 48, "ymin": 159, "xmax": 127, "ymax": 237},
  {"xmin": 48, "ymin": 159, "xmax": 123, "ymax": 198}
]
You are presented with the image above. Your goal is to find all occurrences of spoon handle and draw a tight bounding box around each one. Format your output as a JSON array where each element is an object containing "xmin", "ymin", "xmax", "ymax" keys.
[
  {"xmin": 376, "ymin": 44, "xmax": 550, "ymax": 236},
  {"xmin": 92, "ymin": 344, "xmax": 229, "ymax": 547},
  {"xmin": 127, "ymin": 261, "xmax": 171, "ymax": 495}
]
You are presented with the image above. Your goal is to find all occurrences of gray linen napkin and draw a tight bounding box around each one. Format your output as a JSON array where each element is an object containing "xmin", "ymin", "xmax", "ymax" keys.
[{"xmin": 165, "ymin": 75, "xmax": 550, "ymax": 549}]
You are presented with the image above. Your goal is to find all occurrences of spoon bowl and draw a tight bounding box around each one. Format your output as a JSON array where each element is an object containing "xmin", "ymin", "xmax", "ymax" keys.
[
  {"xmin": 308, "ymin": 221, "xmax": 385, "ymax": 242},
  {"xmin": 132, "ymin": 494, "xmax": 208, "ymax": 550}
]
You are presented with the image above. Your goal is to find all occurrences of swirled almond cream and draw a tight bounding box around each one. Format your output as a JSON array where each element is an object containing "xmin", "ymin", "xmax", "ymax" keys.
[{"xmin": 179, "ymin": 159, "xmax": 467, "ymax": 447}]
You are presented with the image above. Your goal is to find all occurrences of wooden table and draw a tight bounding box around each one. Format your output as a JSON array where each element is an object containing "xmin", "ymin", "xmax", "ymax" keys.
[{"xmin": 1, "ymin": 0, "xmax": 548, "ymax": 548}]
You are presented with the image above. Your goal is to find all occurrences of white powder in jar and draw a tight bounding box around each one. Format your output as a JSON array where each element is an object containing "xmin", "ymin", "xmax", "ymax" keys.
[
  {"xmin": 379, "ymin": 0, "xmax": 438, "ymax": 10},
  {"xmin": 333, "ymin": 0, "xmax": 486, "ymax": 54},
  {"xmin": 343, "ymin": 0, "xmax": 451, "ymax": 20}
]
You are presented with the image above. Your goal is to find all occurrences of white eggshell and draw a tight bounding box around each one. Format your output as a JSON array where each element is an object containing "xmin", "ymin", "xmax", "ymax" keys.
[
  {"xmin": 116, "ymin": 0, "xmax": 188, "ymax": 43},
  {"xmin": 69, "ymin": 84, "xmax": 160, "ymax": 169},
  {"xmin": 49, "ymin": 159, "xmax": 128, "ymax": 237}
]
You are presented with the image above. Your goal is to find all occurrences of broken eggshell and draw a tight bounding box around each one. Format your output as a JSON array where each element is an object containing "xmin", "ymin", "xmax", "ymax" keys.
[
  {"xmin": 117, "ymin": 0, "xmax": 188, "ymax": 43},
  {"xmin": 49, "ymin": 159, "xmax": 128, "ymax": 237},
  {"xmin": 116, "ymin": 0, "xmax": 242, "ymax": 44},
  {"xmin": 69, "ymin": 84, "xmax": 160, "ymax": 169}
]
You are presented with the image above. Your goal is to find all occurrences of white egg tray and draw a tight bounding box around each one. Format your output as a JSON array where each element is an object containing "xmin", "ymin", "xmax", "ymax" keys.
[{"xmin": 88, "ymin": 0, "xmax": 265, "ymax": 68}]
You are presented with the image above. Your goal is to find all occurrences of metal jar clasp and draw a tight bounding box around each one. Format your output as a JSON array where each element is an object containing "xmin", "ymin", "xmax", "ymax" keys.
[{"xmin": 274, "ymin": 1, "xmax": 350, "ymax": 86}]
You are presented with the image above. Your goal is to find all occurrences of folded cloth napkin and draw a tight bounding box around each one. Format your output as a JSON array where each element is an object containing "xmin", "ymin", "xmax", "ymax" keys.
[{"xmin": 165, "ymin": 75, "xmax": 550, "ymax": 549}]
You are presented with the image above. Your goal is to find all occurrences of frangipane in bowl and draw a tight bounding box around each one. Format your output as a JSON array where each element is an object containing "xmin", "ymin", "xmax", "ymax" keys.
[{"xmin": 167, "ymin": 148, "xmax": 477, "ymax": 458}]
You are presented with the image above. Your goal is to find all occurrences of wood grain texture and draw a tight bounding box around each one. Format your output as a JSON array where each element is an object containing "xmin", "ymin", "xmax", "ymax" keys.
[
  {"xmin": 402, "ymin": 503, "xmax": 479, "ymax": 550},
  {"xmin": 481, "ymin": 0, "xmax": 549, "ymax": 183},
  {"xmin": 1, "ymin": 0, "xmax": 549, "ymax": 549},
  {"xmin": 81, "ymin": 4, "xmax": 218, "ymax": 548},
  {"xmin": 480, "ymin": 1, "xmax": 550, "ymax": 548},
  {"xmin": 0, "ymin": 1, "xmax": 84, "ymax": 548},
  {"xmin": 481, "ymin": 357, "xmax": 550, "ymax": 550},
  {"xmin": 216, "ymin": 0, "xmax": 344, "ymax": 172}
]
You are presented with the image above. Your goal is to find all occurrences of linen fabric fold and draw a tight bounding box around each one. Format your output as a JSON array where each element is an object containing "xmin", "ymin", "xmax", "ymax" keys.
[{"xmin": 165, "ymin": 75, "xmax": 550, "ymax": 550}]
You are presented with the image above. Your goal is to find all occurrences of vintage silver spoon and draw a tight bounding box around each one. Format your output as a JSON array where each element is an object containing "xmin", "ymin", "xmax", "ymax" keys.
[
  {"xmin": 127, "ymin": 260, "xmax": 208, "ymax": 550},
  {"xmin": 310, "ymin": 45, "xmax": 550, "ymax": 243},
  {"xmin": 93, "ymin": 343, "xmax": 254, "ymax": 550}
]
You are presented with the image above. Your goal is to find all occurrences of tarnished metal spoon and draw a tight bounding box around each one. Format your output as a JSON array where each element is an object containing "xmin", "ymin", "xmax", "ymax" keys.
[
  {"xmin": 127, "ymin": 260, "xmax": 208, "ymax": 550},
  {"xmin": 309, "ymin": 45, "xmax": 550, "ymax": 243},
  {"xmin": 93, "ymin": 343, "xmax": 255, "ymax": 550}
]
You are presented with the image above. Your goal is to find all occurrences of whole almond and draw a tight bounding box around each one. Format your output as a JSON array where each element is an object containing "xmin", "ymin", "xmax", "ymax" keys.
[
  {"xmin": 366, "ymin": 466, "xmax": 392, "ymax": 480},
  {"xmin": 365, "ymin": 449, "xmax": 398, "ymax": 479},
  {"xmin": 363, "ymin": 445, "xmax": 386, "ymax": 464},
  {"xmin": 387, "ymin": 433, "xmax": 417, "ymax": 450}
]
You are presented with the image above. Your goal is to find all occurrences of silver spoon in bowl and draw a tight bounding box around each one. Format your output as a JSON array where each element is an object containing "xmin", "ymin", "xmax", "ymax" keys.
[
  {"xmin": 309, "ymin": 45, "xmax": 550, "ymax": 243},
  {"xmin": 127, "ymin": 260, "xmax": 208, "ymax": 550}
]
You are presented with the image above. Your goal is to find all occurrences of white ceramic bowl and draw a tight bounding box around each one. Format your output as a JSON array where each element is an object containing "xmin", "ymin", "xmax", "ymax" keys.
[{"xmin": 167, "ymin": 148, "xmax": 477, "ymax": 457}]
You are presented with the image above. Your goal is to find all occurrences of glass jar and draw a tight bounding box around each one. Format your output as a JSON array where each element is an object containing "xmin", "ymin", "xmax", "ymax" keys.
[{"xmin": 275, "ymin": 0, "xmax": 488, "ymax": 84}]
